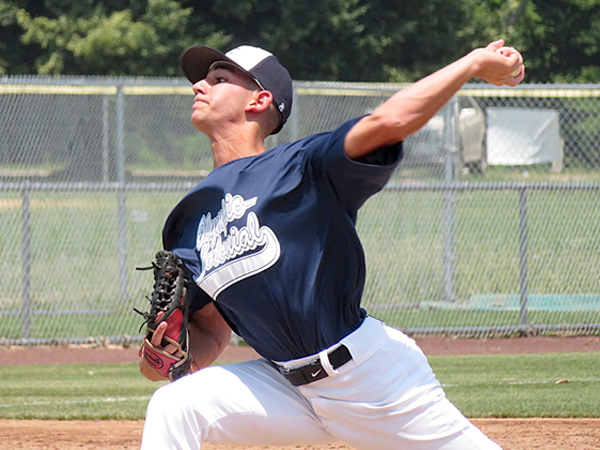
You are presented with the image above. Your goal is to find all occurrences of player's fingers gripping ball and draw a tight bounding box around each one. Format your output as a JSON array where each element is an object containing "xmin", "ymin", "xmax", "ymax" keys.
[
  {"xmin": 135, "ymin": 250, "xmax": 191, "ymax": 381},
  {"xmin": 496, "ymin": 46, "xmax": 524, "ymax": 77}
]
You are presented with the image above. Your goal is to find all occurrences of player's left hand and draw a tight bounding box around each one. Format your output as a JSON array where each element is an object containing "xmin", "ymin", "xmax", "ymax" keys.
[
  {"xmin": 149, "ymin": 312, "xmax": 180, "ymax": 354},
  {"xmin": 135, "ymin": 250, "xmax": 192, "ymax": 382}
]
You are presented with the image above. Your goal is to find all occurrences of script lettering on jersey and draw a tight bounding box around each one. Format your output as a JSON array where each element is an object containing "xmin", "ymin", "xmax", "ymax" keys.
[{"xmin": 195, "ymin": 193, "xmax": 280, "ymax": 298}]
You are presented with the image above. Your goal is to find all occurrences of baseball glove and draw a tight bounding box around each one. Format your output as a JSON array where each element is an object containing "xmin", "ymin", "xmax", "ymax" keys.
[{"xmin": 135, "ymin": 250, "xmax": 191, "ymax": 381}]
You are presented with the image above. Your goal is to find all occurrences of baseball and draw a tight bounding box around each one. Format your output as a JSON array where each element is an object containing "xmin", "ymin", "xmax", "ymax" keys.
[{"xmin": 496, "ymin": 46, "xmax": 522, "ymax": 77}]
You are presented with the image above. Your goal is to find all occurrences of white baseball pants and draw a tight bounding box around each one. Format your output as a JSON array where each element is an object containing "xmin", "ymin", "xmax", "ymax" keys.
[{"xmin": 141, "ymin": 317, "xmax": 503, "ymax": 450}]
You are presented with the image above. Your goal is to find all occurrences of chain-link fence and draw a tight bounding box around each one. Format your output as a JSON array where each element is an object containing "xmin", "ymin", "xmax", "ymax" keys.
[{"xmin": 1, "ymin": 76, "xmax": 599, "ymax": 345}]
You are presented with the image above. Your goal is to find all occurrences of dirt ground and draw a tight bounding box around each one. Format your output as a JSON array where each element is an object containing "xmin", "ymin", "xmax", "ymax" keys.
[
  {"xmin": 1, "ymin": 335, "xmax": 600, "ymax": 450},
  {"xmin": 2, "ymin": 418, "xmax": 600, "ymax": 450}
]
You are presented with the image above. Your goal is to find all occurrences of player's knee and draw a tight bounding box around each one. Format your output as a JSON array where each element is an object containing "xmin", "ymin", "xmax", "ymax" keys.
[
  {"xmin": 143, "ymin": 378, "xmax": 208, "ymax": 449},
  {"xmin": 145, "ymin": 369, "xmax": 223, "ymax": 422},
  {"xmin": 146, "ymin": 381, "xmax": 183, "ymax": 420}
]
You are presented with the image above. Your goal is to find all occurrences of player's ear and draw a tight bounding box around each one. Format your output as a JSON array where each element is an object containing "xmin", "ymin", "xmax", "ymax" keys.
[{"xmin": 246, "ymin": 90, "xmax": 273, "ymax": 114}]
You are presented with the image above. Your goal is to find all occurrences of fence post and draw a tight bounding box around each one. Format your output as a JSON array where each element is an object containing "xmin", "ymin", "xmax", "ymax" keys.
[
  {"xmin": 116, "ymin": 85, "xmax": 128, "ymax": 302},
  {"xmin": 442, "ymin": 97, "xmax": 459, "ymax": 302},
  {"xmin": 290, "ymin": 88, "xmax": 299, "ymax": 142},
  {"xmin": 20, "ymin": 181, "xmax": 32, "ymax": 340},
  {"xmin": 102, "ymin": 96, "xmax": 110, "ymax": 183},
  {"xmin": 518, "ymin": 187, "xmax": 529, "ymax": 331}
]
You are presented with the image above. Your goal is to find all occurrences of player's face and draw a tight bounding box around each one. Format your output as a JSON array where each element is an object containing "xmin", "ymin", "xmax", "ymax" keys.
[{"xmin": 191, "ymin": 65, "xmax": 260, "ymax": 134}]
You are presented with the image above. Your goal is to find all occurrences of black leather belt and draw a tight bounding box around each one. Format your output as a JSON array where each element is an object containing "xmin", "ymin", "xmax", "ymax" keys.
[{"xmin": 278, "ymin": 345, "xmax": 353, "ymax": 386}]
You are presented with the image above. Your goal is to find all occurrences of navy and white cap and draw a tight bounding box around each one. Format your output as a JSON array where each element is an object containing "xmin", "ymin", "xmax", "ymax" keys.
[{"xmin": 181, "ymin": 45, "xmax": 293, "ymax": 134}]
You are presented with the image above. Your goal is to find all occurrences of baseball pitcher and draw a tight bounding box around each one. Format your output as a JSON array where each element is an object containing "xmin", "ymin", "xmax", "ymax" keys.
[{"xmin": 136, "ymin": 40, "xmax": 524, "ymax": 449}]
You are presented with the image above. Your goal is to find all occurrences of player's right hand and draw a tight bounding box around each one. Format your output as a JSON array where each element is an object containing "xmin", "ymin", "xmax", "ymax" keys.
[{"xmin": 471, "ymin": 39, "xmax": 524, "ymax": 87}]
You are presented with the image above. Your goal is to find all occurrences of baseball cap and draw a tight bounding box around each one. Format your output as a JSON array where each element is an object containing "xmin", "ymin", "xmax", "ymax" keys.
[{"xmin": 181, "ymin": 45, "xmax": 293, "ymax": 134}]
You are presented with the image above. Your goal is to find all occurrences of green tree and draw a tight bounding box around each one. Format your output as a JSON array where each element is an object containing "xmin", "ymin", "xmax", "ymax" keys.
[
  {"xmin": 0, "ymin": 1, "xmax": 36, "ymax": 74},
  {"xmin": 1, "ymin": 0, "xmax": 599, "ymax": 82},
  {"xmin": 179, "ymin": 0, "xmax": 503, "ymax": 82},
  {"xmin": 513, "ymin": 0, "xmax": 600, "ymax": 82},
  {"xmin": 13, "ymin": 0, "xmax": 230, "ymax": 75}
]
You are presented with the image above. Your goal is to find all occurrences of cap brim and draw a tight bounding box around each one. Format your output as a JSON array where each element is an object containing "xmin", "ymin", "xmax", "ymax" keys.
[{"xmin": 181, "ymin": 45, "xmax": 253, "ymax": 84}]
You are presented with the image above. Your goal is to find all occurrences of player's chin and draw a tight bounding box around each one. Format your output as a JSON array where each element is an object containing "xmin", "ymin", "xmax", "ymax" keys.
[
  {"xmin": 190, "ymin": 113, "xmax": 211, "ymax": 133},
  {"xmin": 190, "ymin": 109, "xmax": 206, "ymax": 126}
]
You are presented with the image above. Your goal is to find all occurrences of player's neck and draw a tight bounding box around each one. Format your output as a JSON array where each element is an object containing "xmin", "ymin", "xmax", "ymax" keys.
[{"xmin": 210, "ymin": 129, "xmax": 266, "ymax": 168}]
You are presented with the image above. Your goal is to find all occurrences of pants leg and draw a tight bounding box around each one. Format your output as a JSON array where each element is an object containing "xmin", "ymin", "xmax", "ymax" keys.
[
  {"xmin": 141, "ymin": 359, "xmax": 335, "ymax": 450},
  {"xmin": 142, "ymin": 318, "xmax": 503, "ymax": 450},
  {"xmin": 298, "ymin": 323, "xmax": 502, "ymax": 450}
]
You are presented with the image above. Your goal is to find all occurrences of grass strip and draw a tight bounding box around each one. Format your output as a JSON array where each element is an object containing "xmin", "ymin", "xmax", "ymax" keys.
[{"xmin": 0, "ymin": 352, "xmax": 598, "ymax": 419}]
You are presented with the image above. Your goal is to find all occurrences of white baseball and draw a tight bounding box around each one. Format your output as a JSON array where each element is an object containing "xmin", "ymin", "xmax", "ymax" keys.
[{"xmin": 496, "ymin": 47, "xmax": 522, "ymax": 77}]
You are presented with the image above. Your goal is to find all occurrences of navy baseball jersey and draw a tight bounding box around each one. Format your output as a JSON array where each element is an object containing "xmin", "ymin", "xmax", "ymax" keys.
[{"xmin": 162, "ymin": 117, "xmax": 402, "ymax": 361}]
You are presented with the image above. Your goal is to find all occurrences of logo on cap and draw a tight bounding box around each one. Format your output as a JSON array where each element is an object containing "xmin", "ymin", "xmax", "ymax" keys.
[{"xmin": 279, "ymin": 103, "xmax": 286, "ymax": 112}]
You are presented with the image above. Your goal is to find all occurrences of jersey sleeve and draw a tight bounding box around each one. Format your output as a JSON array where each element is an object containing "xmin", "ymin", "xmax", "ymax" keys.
[
  {"xmin": 187, "ymin": 279, "xmax": 241, "ymax": 335},
  {"xmin": 187, "ymin": 278, "xmax": 213, "ymax": 315},
  {"xmin": 304, "ymin": 116, "xmax": 403, "ymax": 213}
]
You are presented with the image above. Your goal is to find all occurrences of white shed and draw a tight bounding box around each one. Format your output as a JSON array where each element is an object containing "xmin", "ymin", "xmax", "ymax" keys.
[{"xmin": 486, "ymin": 107, "xmax": 564, "ymax": 171}]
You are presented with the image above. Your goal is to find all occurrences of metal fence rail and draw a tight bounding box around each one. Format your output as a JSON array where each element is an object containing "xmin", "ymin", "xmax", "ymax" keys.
[{"xmin": 1, "ymin": 76, "xmax": 600, "ymax": 345}]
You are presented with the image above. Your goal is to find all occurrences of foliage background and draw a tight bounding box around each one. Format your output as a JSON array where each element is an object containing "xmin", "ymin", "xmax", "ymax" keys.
[{"xmin": 1, "ymin": 0, "xmax": 599, "ymax": 83}]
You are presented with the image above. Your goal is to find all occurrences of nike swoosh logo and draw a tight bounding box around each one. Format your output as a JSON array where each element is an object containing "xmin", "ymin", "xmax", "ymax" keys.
[{"xmin": 311, "ymin": 369, "xmax": 322, "ymax": 378}]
